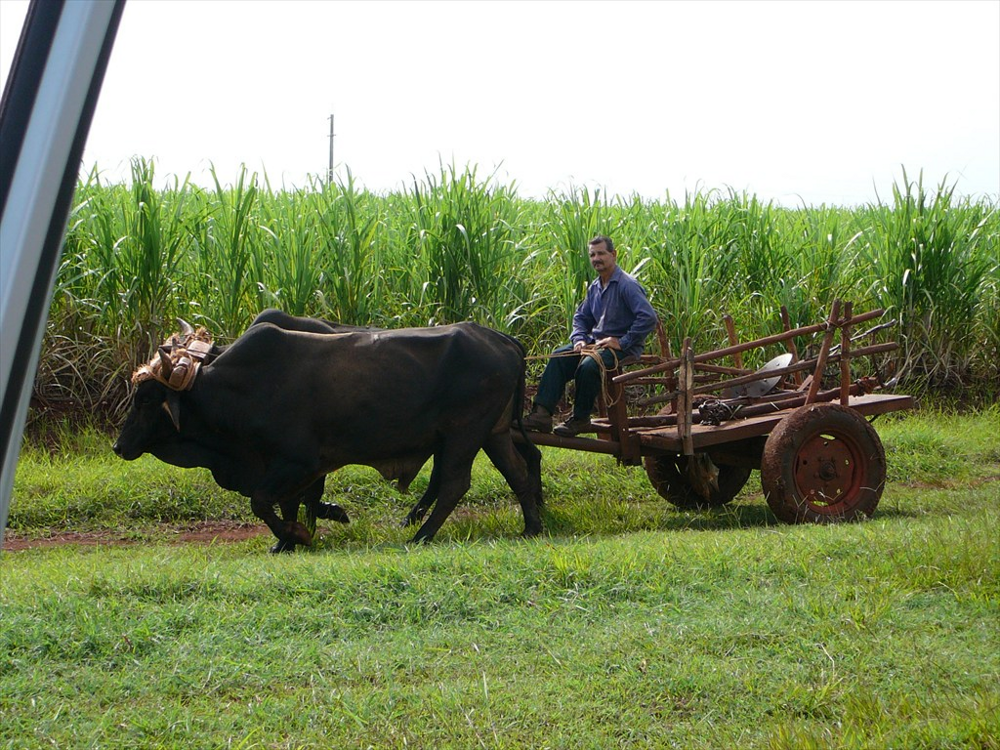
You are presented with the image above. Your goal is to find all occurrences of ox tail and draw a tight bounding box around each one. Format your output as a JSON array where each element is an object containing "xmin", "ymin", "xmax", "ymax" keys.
[
  {"xmin": 502, "ymin": 332, "xmax": 529, "ymax": 432},
  {"xmin": 506, "ymin": 334, "xmax": 543, "ymax": 504},
  {"xmin": 494, "ymin": 329, "xmax": 535, "ymax": 443}
]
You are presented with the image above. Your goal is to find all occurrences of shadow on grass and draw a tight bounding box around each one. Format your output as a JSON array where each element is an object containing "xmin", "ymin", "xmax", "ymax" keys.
[
  {"xmin": 288, "ymin": 485, "xmax": 938, "ymax": 555},
  {"xmin": 537, "ymin": 492, "xmax": 925, "ymax": 541},
  {"xmin": 539, "ymin": 497, "xmax": 779, "ymax": 538}
]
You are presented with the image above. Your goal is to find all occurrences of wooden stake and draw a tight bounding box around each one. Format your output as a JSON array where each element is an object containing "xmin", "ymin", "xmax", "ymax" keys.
[
  {"xmin": 840, "ymin": 301, "xmax": 853, "ymax": 406},
  {"xmin": 723, "ymin": 315, "xmax": 743, "ymax": 369},
  {"xmin": 615, "ymin": 308, "xmax": 885, "ymax": 384},
  {"xmin": 780, "ymin": 306, "xmax": 803, "ymax": 386},
  {"xmin": 806, "ymin": 299, "xmax": 841, "ymax": 404},
  {"xmin": 678, "ymin": 338, "xmax": 694, "ymax": 456}
]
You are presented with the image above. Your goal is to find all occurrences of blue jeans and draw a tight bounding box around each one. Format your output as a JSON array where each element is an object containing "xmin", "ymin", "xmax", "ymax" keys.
[{"xmin": 534, "ymin": 344, "xmax": 621, "ymax": 420}]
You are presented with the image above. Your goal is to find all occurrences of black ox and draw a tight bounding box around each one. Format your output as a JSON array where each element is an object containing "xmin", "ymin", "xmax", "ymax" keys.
[{"xmin": 112, "ymin": 311, "xmax": 543, "ymax": 552}]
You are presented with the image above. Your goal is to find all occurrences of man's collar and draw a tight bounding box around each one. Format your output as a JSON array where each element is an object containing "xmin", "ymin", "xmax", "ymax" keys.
[{"xmin": 594, "ymin": 265, "xmax": 623, "ymax": 287}]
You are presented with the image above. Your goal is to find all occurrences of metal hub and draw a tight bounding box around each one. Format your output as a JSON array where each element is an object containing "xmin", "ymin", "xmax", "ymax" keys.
[
  {"xmin": 792, "ymin": 431, "xmax": 864, "ymax": 513},
  {"xmin": 817, "ymin": 461, "xmax": 838, "ymax": 481}
]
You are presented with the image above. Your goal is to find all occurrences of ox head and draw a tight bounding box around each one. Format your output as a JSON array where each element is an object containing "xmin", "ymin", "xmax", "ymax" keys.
[
  {"xmin": 112, "ymin": 377, "xmax": 182, "ymax": 460},
  {"xmin": 112, "ymin": 320, "xmax": 211, "ymax": 460}
]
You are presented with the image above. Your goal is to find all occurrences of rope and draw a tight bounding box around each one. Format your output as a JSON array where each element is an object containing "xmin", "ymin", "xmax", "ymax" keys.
[{"xmin": 526, "ymin": 345, "xmax": 624, "ymax": 408}]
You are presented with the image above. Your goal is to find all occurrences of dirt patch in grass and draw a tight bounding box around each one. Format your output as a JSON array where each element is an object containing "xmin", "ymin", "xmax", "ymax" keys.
[{"xmin": 2, "ymin": 521, "xmax": 271, "ymax": 552}]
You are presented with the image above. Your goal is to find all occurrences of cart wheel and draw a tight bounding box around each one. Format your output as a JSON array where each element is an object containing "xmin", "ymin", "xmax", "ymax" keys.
[
  {"xmin": 761, "ymin": 403, "xmax": 886, "ymax": 524},
  {"xmin": 644, "ymin": 454, "xmax": 751, "ymax": 509}
]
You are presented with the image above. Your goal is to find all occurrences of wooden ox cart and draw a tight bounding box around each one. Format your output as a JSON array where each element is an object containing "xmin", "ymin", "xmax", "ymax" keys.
[{"xmin": 517, "ymin": 299, "xmax": 913, "ymax": 524}]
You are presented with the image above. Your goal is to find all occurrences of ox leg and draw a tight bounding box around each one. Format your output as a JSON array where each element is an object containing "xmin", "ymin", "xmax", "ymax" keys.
[
  {"xmin": 312, "ymin": 498, "xmax": 350, "ymax": 523},
  {"xmin": 251, "ymin": 481, "xmax": 313, "ymax": 553},
  {"xmin": 410, "ymin": 450, "xmax": 475, "ymax": 544},
  {"xmin": 483, "ymin": 432, "xmax": 543, "ymax": 537},
  {"xmin": 255, "ymin": 496, "xmax": 312, "ymax": 553},
  {"xmin": 271, "ymin": 478, "xmax": 350, "ymax": 553},
  {"xmin": 272, "ymin": 480, "xmax": 315, "ymax": 553},
  {"xmin": 303, "ymin": 477, "xmax": 350, "ymax": 524},
  {"xmin": 401, "ymin": 462, "xmax": 441, "ymax": 527},
  {"xmin": 272, "ymin": 493, "xmax": 302, "ymax": 553},
  {"xmin": 514, "ymin": 438, "xmax": 544, "ymax": 507}
]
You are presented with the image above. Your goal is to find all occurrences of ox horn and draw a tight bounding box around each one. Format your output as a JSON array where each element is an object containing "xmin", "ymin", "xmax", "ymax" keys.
[
  {"xmin": 158, "ymin": 346, "xmax": 174, "ymax": 379},
  {"xmin": 164, "ymin": 392, "xmax": 182, "ymax": 431},
  {"xmin": 177, "ymin": 318, "xmax": 194, "ymax": 338}
]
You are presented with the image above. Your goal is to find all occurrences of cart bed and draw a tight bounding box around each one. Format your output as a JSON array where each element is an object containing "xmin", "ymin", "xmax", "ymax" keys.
[
  {"xmin": 521, "ymin": 393, "xmax": 912, "ymax": 458},
  {"xmin": 636, "ymin": 393, "xmax": 913, "ymax": 453}
]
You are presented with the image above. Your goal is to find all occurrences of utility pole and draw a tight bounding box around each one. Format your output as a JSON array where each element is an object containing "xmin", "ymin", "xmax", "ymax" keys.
[{"xmin": 327, "ymin": 114, "xmax": 335, "ymax": 186}]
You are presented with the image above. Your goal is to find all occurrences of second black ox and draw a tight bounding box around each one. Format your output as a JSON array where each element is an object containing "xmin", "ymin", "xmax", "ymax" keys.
[{"xmin": 112, "ymin": 320, "xmax": 543, "ymax": 552}]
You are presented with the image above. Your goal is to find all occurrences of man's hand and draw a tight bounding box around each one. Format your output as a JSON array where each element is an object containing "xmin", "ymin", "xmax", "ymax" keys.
[
  {"xmin": 596, "ymin": 336, "xmax": 622, "ymax": 350},
  {"xmin": 573, "ymin": 341, "xmax": 587, "ymax": 352}
]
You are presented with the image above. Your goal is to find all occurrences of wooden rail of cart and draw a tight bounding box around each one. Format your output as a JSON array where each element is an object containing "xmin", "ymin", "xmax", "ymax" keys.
[{"xmin": 516, "ymin": 299, "xmax": 913, "ymax": 524}]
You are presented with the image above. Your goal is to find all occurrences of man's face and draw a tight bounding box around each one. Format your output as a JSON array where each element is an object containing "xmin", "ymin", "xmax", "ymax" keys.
[{"xmin": 589, "ymin": 241, "xmax": 616, "ymax": 273}]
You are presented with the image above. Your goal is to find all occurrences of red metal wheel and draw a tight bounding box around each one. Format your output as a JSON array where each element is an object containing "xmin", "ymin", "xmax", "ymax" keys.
[{"xmin": 761, "ymin": 403, "xmax": 886, "ymax": 524}]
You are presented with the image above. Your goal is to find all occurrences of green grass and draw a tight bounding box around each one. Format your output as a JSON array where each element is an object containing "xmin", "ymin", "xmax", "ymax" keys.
[{"xmin": 2, "ymin": 408, "xmax": 998, "ymax": 748}]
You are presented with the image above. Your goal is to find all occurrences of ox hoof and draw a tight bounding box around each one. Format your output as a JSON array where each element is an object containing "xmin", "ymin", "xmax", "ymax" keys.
[
  {"xmin": 285, "ymin": 521, "xmax": 314, "ymax": 547},
  {"xmin": 315, "ymin": 502, "xmax": 350, "ymax": 524},
  {"xmin": 270, "ymin": 540, "xmax": 297, "ymax": 554}
]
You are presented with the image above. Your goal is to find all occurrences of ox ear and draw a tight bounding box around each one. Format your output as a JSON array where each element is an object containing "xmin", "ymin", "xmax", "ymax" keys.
[{"xmin": 162, "ymin": 391, "xmax": 182, "ymax": 431}]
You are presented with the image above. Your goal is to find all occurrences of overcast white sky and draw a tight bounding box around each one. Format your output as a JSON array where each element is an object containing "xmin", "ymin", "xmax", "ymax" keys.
[{"xmin": 2, "ymin": 0, "xmax": 998, "ymax": 206}]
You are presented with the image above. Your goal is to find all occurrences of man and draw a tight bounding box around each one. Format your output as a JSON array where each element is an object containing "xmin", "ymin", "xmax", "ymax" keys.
[{"xmin": 523, "ymin": 235, "xmax": 658, "ymax": 436}]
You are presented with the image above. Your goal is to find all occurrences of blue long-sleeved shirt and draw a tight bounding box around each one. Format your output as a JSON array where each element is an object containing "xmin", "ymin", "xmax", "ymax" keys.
[{"xmin": 570, "ymin": 266, "xmax": 657, "ymax": 359}]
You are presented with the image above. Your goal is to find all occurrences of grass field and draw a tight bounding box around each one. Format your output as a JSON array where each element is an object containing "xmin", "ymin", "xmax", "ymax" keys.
[{"xmin": 2, "ymin": 407, "xmax": 998, "ymax": 748}]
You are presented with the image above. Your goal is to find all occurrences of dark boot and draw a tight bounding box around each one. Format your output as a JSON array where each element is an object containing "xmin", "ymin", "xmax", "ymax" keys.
[
  {"xmin": 522, "ymin": 404, "xmax": 553, "ymax": 433},
  {"xmin": 553, "ymin": 416, "xmax": 594, "ymax": 437}
]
